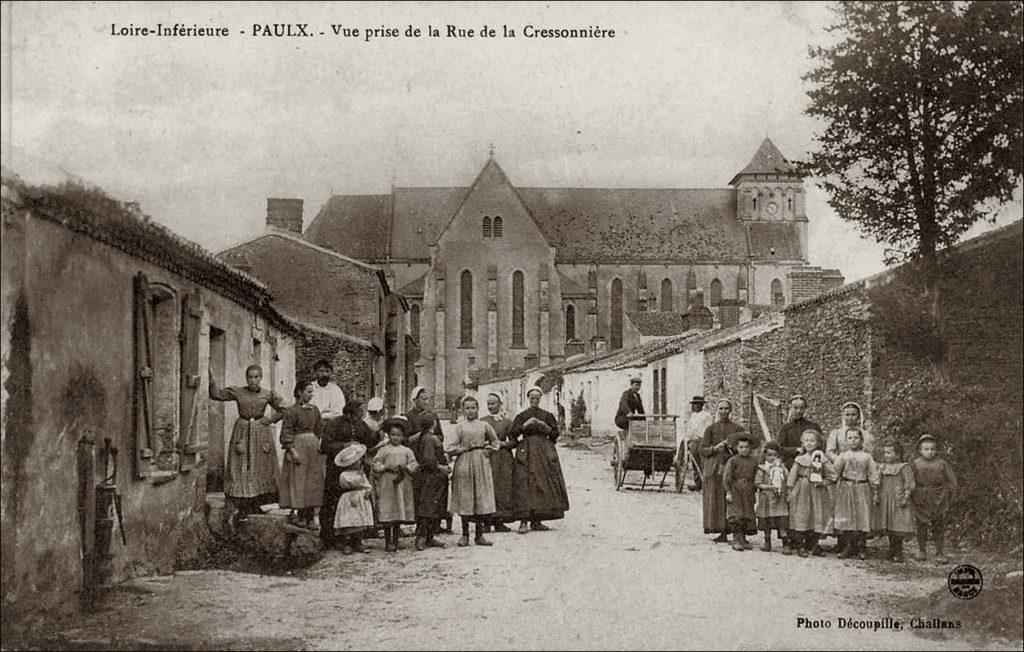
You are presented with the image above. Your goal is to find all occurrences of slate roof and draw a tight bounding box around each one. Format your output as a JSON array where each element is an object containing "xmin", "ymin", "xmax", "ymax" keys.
[
  {"xmin": 308, "ymin": 185, "xmax": 751, "ymax": 263},
  {"xmin": 305, "ymin": 194, "xmax": 392, "ymax": 260},
  {"xmin": 728, "ymin": 137, "xmax": 800, "ymax": 185},
  {"xmin": 748, "ymin": 222, "xmax": 804, "ymax": 259},
  {"xmin": 305, "ymin": 140, "xmax": 809, "ymax": 264},
  {"xmin": 569, "ymin": 338, "xmax": 679, "ymax": 373},
  {"xmin": 625, "ymin": 311, "xmax": 689, "ymax": 337},
  {"xmin": 218, "ymin": 230, "xmax": 387, "ymax": 342}
]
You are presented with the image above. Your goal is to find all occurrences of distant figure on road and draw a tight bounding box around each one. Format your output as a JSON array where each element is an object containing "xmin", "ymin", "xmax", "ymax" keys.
[
  {"xmin": 614, "ymin": 375, "xmax": 645, "ymax": 431},
  {"xmin": 699, "ymin": 399, "xmax": 745, "ymax": 543},
  {"xmin": 511, "ymin": 387, "xmax": 570, "ymax": 534},
  {"xmin": 676, "ymin": 396, "xmax": 713, "ymax": 491}
]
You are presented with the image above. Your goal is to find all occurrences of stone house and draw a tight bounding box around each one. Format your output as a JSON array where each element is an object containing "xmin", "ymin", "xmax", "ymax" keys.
[
  {"xmin": 298, "ymin": 138, "xmax": 842, "ymax": 405},
  {"xmin": 703, "ymin": 219, "xmax": 1024, "ymax": 439},
  {"xmin": 1, "ymin": 179, "xmax": 299, "ymax": 626},
  {"xmin": 218, "ymin": 214, "xmax": 416, "ymax": 415}
]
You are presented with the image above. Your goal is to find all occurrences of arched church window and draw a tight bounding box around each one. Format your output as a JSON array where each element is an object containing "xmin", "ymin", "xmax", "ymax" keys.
[
  {"xmin": 565, "ymin": 304, "xmax": 576, "ymax": 341},
  {"xmin": 512, "ymin": 271, "xmax": 525, "ymax": 347},
  {"xmin": 410, "ymin": 303, "xmax": 421, "ymax": 344},
  {"xmin": 710, "ymin": 278, "xmax": 722, "ymax": 306},
  {"xmin": 483, "ymin": 216, "xmax": 492, "ymax": 238},
  {"xmin": 771, "ymin": 278, "xmax": 785, "ymax": 309},
  {"xmin": 660, "ymin": 278, "xmax": 673, "ymax": 312},
  {"xmin": 460, "ymin": 270, "xmax": 473, "ymax": 346},
  {"xmin": 493, "ymin": 216, "xmax": 503, "ymax": 238},
  {"xmin": 788, "ymin": 197, "xmax": 794, "ymax": 212},
  {"xmin": 610, "ymin": 278, "xmax": 623, "ymax": 350}
]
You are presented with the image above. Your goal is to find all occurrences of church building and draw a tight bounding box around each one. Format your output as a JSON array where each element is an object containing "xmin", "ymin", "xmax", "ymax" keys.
[{"xmin": 277, "ymin": 138, "xmax": 843, "ymax": 406}]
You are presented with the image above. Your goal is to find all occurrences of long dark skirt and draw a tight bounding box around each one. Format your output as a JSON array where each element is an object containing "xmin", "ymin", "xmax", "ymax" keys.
[
  {"xmin": 512, "ymin": 435, "xmax": 569, "ymax": 522},
  {"xmin": 702, "ymin": 472, "xmax": 728, "ymax": 534},
  {"xmin": 414, "ymin": 469, "xmax": 448, "ymax": 523},
  {"xmin": 319, "ymin": 461, "xmax": 342, "ymax": 544},
  {"xmin": 490, "ymin": 448, "xmax": 516, "ymax": 523}
]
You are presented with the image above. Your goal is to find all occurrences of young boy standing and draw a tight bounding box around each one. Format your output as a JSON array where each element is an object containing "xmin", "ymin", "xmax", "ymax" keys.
[{"xmin": 722, "ymin": 432, "xmax": 760, "ymax": 551}]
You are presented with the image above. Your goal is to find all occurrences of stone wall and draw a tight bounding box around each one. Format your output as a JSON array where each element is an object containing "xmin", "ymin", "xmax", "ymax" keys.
[
  {"xmin": 1, "ymin": 203, "xmax": 296, "ymax": 628},
  {"xmin": 295, "ymin": 328, "xmax": 378, "ymax": 406}
]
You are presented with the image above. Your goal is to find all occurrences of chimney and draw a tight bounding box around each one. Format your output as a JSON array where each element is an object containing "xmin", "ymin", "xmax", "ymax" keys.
[
  {"xmin": 590, "ymin": 336, "xmax": 608, "ymax": 355},
  {"xmin": 523, "ymin": 353, "xmax": 539, "ymax": 369},
  {"xmin": 266, "ymin": 198, "xmax": 304, "ymax": 234},
  {"xmin": 719, "ymin": 299, "xmax": 741, "ymax": 328}
]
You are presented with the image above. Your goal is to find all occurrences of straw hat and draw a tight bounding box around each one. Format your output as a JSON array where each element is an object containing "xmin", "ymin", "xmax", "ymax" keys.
[{"xmin": 334, "ymin": 442, "xmax": 367, "ymax": 468}]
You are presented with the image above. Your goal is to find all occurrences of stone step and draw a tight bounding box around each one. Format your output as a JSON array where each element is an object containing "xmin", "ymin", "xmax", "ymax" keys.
[{"xmin": 205, "ymin": 493, "xmax": 324, "ymax": 567}]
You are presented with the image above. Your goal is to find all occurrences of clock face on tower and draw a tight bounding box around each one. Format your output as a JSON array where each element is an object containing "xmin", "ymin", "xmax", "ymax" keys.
[{"xmin": 765, "ymin": 201, "xmax": 779, "ymax": 216}]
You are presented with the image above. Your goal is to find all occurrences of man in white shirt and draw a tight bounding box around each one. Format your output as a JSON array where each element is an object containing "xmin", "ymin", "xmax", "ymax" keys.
[
  {"xmin": 675, "ymin": 396, "xmax": 713, "ymax": 491},
  {"xmin": 310, "ymin": 359, "xmax": 346, "ymax": 420}
]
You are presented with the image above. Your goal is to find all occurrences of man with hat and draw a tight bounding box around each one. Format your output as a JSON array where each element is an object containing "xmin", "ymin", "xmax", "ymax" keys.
[
  {"xmin": 614, "ymin": 374, "xmax": 645, "ymax": 431},
  {"xmin": 675, "ymin": 396, "xmax": 713, "ymax": 491},
  {"xmin": 776, "ymin": 395, "xmax": 823, "ymax": 468}
]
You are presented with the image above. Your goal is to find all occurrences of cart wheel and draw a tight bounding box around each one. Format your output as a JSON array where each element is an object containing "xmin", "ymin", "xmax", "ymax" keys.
[{"xmin": 613, "ymin": 435, "xmax": 625, "ymax": 490}]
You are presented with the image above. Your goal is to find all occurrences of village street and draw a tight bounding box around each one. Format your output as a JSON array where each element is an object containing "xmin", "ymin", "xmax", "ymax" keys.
[{"xmin": 41, "ymin": 441, "xmax": 998, "ymax": 651}]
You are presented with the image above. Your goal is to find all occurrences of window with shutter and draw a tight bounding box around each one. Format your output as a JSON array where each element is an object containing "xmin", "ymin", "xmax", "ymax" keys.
[
  {"xmin": 660, "ymin": 363, "xmax": 667, "ymax": 415},
  {"xmin": 178, "ymin": 291, "xmax": 203, "ymax": 471},
  {"xmin": 653, "ymin": 368, "xmax": 660, "ymax": 413},
  {"xmin": 482, "ymin": 216, "xmax": 492, "ymax": 238},
  {"xmin": 133, "ymin": 273, "xmax": 157, "ymax": 478},
  {"xmin": 493, "ymin": 216, "xmax": 503, "ymax": 237},
  {"xmin": 512, "ymin": 271, "xmax": 524, "ymax": 347}
]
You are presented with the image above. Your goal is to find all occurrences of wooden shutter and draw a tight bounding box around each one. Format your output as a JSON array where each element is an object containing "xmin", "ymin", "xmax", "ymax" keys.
[
  {"xmin": 178, "ymin": 291, "xmax": 203, "ymax": 471},
  {"xmin": 134, "ymin": 273, "xmax": 156, "ymax": 477}
]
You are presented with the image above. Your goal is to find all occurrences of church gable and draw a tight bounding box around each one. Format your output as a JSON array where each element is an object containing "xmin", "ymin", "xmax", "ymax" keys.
[{"xmin": 434, "ymin": 157, "xmax": 551, "ymax": 251}]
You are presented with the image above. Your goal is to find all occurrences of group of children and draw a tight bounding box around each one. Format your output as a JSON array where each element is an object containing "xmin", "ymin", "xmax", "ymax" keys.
[
  {"xmin": 721, "ymin": 426, "xmax": 958, "ymax": 563},
  {"xmin": 327, "ymin": 394, "xmax": 510, "ymax": 554}
]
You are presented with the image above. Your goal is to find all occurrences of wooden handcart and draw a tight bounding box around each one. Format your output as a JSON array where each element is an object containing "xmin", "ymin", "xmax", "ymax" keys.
[{"xmin": 612, "ymin": 414, "xmax": 683, "ymax": 492}]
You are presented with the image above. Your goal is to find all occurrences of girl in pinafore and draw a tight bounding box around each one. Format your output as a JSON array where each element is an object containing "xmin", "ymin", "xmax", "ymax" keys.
[
  {"xmin": 832, "ymin": 427, "xmax": 879, "ymax": 560},
  {"xmin": 208, "ymin": 365, "xmax": 285, "ymax": 524},
  {"xmin": 755, "ymin": 441, "xmax": 790, "ymax": 554},
  {"xmin": 372, "ymin": 417, "xmax": 419, "ymax": 552},
  {"xmin": 873, "ymin": 440, "xmax": 916, "ymax": 562},
  {"xmin": 447, "ymin": 395, "xmax": 500, "ymax": 548},
  {"xmin": 333, "ymin": 443, "xmax": 374, "ymax": 555},
  {"xmin": 279, "ymin": 380, "xmax": 324, "ymax": 530},
  {"xmin": 911, "ymin": 434, "xmax": 958, "ymax": 562},
  {"xmin": 786, "ymin": 429, "xmax": 836, "ymax": 557}
]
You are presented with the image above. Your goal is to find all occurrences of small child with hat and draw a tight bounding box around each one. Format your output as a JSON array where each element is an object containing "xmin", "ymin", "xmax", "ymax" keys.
[
  {"xmin": 722, "ymin": 431, "xmax": 761, "ymax": 551},
  {"xmin": 333, "ymin": 443, "xmax": 374, "ymax": 554},
  {"xmin": 911, "ymin": 434, "xmax": 958, "ymax": 562}
]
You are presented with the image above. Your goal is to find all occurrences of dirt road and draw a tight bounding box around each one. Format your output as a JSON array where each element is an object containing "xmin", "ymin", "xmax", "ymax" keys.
[{"xmin": 43, "ymin": 444, "xmax": 1005, "ymax": 650}]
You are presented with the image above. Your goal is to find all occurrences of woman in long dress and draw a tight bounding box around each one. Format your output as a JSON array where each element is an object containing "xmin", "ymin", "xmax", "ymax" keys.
[
  {"xmin": 481, "ymin": 391, "xmax": 515, "ymax": 532},
  {"xmin": 510, "ymin": 387, "xmax": 570, "ymax": 534},
  {"xmin": 448, "ymin": 396, "xmax": 500, "ymax": 547},
  {"xmin": 208, "ymin": 365, "xmax": 285, "ymax": 524},
  {"xmin": 278, "ymin": 380, "xmax": 324, "ymax": 530},
  {"xmin": 700, "ymin": 399, "xmax": 745, "ymax": 542}
]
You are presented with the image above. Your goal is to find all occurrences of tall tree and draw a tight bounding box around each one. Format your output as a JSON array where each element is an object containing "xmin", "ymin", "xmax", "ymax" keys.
[{"xmin": 804, "ymin": 1, "xmax": 1023, "ymax": 379}]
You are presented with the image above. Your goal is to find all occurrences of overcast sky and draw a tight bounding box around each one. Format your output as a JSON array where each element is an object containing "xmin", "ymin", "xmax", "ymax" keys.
[{"xmin": 3, "ymin": 1, "xmax": 1020, "ymax": 282}]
